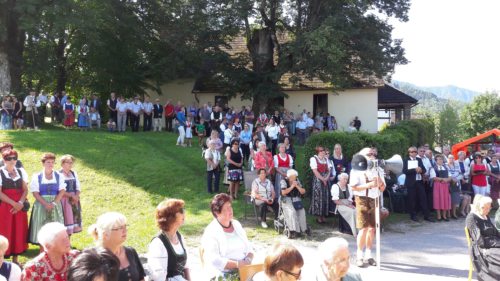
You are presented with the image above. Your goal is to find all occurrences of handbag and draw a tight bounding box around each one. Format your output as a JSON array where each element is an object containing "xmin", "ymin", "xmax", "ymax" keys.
[
  {"xmin": 22, "ymin": 200, "xmax": 30, "ymax": 212},
  {"xmin": 291, "ymin": 197, "xmax": 303, "ymax": 210}
]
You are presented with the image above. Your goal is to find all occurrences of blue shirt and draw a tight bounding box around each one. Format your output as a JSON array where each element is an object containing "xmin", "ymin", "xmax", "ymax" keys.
[
  {"xmin": 176, "ymin": 111, "xmax": 186, "ymax": 126},
  {"xmin": 240, "ymin": 129, "xmax": 252, "ymax": 144}
]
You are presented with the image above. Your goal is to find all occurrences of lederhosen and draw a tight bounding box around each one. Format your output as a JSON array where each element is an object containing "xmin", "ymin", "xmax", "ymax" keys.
[{"xmin": 156, "ymin": 232, "xmax": 187, "ymax": 279}]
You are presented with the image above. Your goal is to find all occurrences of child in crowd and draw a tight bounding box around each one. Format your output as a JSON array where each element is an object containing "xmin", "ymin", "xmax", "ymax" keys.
[
  {"xmin": 107, "ymin": 119, "xmax": 116, "ymax": 132},
  {"xmin": 185, "ymin": 116, "xmax": 193, "ymax": 147},
  {"xmin": 195, "ymin": 118, "xmax": 206, "ymax": 147},
  {"xmin": 89, "ymin": 107, "xmax": 101, "ymax": 129}
]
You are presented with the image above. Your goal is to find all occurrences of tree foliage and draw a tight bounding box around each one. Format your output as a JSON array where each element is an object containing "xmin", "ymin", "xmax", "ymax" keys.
[
  {"xmin": 460, "ymin": 92, "xmax": 500, "ymax": 138},
  {"xmin": 437, "ymin": 102, "xmax": 460, "ymax": 146}
]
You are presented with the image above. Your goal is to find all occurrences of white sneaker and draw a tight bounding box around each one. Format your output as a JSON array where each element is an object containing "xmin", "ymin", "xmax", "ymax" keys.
[{"xmin": 261, "ymin": 221, "xmax": 268, "ymax": 228}]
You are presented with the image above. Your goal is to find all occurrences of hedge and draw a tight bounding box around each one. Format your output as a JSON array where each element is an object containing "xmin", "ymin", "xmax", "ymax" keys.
[{"xmin": 301, "ymin": 119, "xmax": 435, "ymax": 186}]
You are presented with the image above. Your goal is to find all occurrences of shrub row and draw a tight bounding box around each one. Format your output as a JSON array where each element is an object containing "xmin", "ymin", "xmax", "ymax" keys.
[{"xmin": 300, "ymin": 119, "xmax": 435, "ymax": 186}]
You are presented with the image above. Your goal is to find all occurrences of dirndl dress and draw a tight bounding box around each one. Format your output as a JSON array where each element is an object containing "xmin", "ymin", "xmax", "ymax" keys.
[
  {"xmin": 309, "ymin": 157, "xmax": 330, "ymax": 217},
  {"xmin": 64, "ymin": 104, "xmax": 75, "ymax": 126},
  {"xmin": 77, "ymin": 106, "xmax": 89, "ymax": 128},
  {"xmin": 60, "ymin": 170, "xmax": 82, "ymax": 235},
  {"xmin": 227, "ymin": 149, "xmax": 243, "ymax": 182},
  {"xmin": 433, "ymin": 169, "xmax": 451, "ymax": 210},
  {"xmin": 28, "ymin": 172, "xmax": 64, "ymax": 244},
  {"xmin": 0, "ymin": 168, "xmax": 28, "ymax": 256}
]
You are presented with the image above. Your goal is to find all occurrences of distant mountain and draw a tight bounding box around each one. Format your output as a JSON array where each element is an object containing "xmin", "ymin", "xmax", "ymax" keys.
[{"xmin": 421, "ymin": 85, "xmax": 480, "ymax": 103}]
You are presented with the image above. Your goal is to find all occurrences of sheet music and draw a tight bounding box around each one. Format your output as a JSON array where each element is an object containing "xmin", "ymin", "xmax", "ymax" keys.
[{"xmin": 408, "ymin": 160, "xmax": 418, "ymax": 170}]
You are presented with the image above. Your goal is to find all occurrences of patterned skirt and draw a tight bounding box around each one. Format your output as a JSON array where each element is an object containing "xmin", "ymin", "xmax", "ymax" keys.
[
  {"xmin": 227, "ymin": 169, "xmax": 243, "ymax": 182},
  {"xmin": 433, "ymin": 181, "xmax": 451, "ymax": 210},
  {"xmin": 0, "ymin": 189, "xmax": 28, "ymax": 256},
  {"xmin": 28, "ymin": 195, "xmax": 64, "ymax": 244},
  {"xmin": 309, "ymin": 172, "xmax": 330, "ymax": 216},
  {"xmin": 61, "ymin": 193, "xmax": 82, "ymax": 235},
  {"xmin": 64, "ymin": 110, "xmax": 74, "ymax": 126}
]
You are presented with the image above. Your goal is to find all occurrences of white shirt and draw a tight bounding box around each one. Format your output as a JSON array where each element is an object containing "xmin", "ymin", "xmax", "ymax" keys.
[
  {"xmin": 306, "ymin": 117, "xmax": 314, "ymax": 127},
  {"xmin": 38, "ymin": 94, "xmax": 48, "ymax": 104},
  {"xmin": 223, "ymin": 128, "xmax": 234, "ymax": 144},
  {"xmin": 296, "ymin": 120, "xmax": 307, "ymax": 129},
  {"xmin": 143, "ymin": 102, "xmax": 153, "ymax": 113},
  {"xmin": 349, "ymin": 168, "xmax": 385, "ymax": 199},
  {"xmin": 129, "ymin": 101, "xmax": 143, "ymax": 114},
  {"xmin": 265, "ymin": 125, "xmax": 279, "ymax": 140},
  {"xmin": 29, "ymin": 171, "xmax": 66, "ymax": 193},
  {"xmin": 309, "ymin": 156, "xmax": 332, "ymax": 170},
  {"xmin": 430, "ymin": 165, "xmax": 450, "ymax": 179},
  {"xmin": 0, "ymin": 167, "xmax": 28, "ymax": 185},
  {"xmin": 1, "ymin": 262, "xmax": 21, "ymax": 281},
  {"xmin": 147, "ymin": 234, "xmax": 189, "ymax": 281},
  {"xmin": 116, "ymin": 101, "xmax": 128, "ymax": 113}
]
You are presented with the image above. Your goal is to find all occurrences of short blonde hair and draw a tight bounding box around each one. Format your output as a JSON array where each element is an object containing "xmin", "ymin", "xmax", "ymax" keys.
[
  {"xmin": 60, "ymin": 154, "xmax": 75, "ymax": 164},
  {"xmin": 88, "ymin": 212, "xmax": 127, "ymax": 245},
  {"xmin": 0, "ymin": 235, "xmax": 8, "ymax": 252}
]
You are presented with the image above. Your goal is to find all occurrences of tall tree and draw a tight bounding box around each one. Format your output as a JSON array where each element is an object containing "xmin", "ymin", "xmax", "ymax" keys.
[
  {"xmin": 437, "ymin": 102, "xmax": 460, "ymax": 146},
  {"xmin": 460, "ymin": 92, "xmax": 500, "ymax": 138},
  {"xmin": 214, "ymin": 0, "xmax": 410, "ymax": 112}
]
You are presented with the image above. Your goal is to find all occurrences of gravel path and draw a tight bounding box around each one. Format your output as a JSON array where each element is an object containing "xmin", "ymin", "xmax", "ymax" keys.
[{"xmin": 176, "ymin": 216, "xmax": 474, "ymax": 281}]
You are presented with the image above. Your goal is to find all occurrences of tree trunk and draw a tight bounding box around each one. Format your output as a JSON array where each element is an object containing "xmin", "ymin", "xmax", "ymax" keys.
[
  {"xmin": 1, "ymin": 0, "xmax": 24, "ymax": 94},
  {"xmin": 55, "ymin": 32, "xmax": 68, "ymax": 92},
  {"xmin": 247, "ymin": 28, "xmax": 277, "ymax": 113}
]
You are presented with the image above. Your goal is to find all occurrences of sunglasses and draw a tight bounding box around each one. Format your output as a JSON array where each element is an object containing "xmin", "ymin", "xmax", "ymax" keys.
[
  {"xmin": 4, "ymin": 156, "xmax": 17, "ymax": 161},
  {"xmin": 409, "ymin": 151, "xmax": 417, "ymax": 153},
  {"xmin": 282, "ymin": 269, "xmax": 301, "ymax": 279}
]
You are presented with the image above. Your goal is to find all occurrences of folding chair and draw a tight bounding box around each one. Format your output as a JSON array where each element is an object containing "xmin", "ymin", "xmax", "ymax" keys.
[
  {"xmin": 239, "ymin": 263, "xmax": 264, "ymax": 281},
  {"xmin": 465, "ymin": 226, "xmax": 474, "ymax": 281}
]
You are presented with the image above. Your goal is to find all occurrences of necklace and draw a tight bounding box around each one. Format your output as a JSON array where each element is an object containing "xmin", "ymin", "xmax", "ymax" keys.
[{"xmin": 217, "ymin": 219, "xmax": 232, "ymax": 229}]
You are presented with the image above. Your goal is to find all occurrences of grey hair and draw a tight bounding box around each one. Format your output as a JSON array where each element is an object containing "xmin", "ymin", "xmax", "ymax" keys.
[
  {"xmin": 88, "ymin": 212, "xmax": 127, "ymax": 246},
  {"xmin": 258, "ymin": 141, "xmax": 267, "ymax": 148},
  {"xmin": 338, "ymin": 173, "xmax": 349, "ymax": 181},
  {"xmin": 458, "ymin": 151, "xmax": 466, "ymax": 158},
  {"xmin": 287, "ymin": 169, "xmax": 298, "ymax": 178},
  {"xmin": 318, "ymin": 237, "xmax": 349, "ymax": 263},
  {"xmin": 38, "ymin": 222, "xmax": 67, "ymax": 248}
]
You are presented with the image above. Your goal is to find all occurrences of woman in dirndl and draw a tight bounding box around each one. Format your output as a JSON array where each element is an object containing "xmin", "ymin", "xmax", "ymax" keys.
[
  {"xmin": 489, "ymin": 154, "xmax": 500, "ymax": 207},
  {"xmin": 273, "ymin": 143, "xmax": 293, "ymax": 200},
  {"xmin": 77, "ymin": 98, "xmax": 90, "ymax": 130},
  {"xmin": 430, "ymin": 154, "xmax": 451, "ymax": 221},
  {"xmin": 445, "ymin": 154, "xmax": 462, "ymax": 219},
  {"xmin": 225, "ymin": 139, "xmax": 243, "ymax": 199},
  {"xmin": 28, "ymin": 153, "xmax": 66, "ymax": 245},
  {"xmin": 63, "ymin": 98, "xmax": 75, "ymax": 128},
  {"xmin": 309, "ymin": 146, "xmax": 331, "ymax": 224},
  {"xmin": 59, "ymin": 154, "xmax": 82, "ymax": 235},
  {"xmin": 0, "ymin": 149, "xmax": 28, "ymax": 264},
  {"xmin": 331, "ymin": 173, "xmax": 356, "ymax": 237}
]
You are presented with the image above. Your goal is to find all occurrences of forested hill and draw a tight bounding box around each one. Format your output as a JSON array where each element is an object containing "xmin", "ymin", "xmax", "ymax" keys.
[{"xmin": 421, "ymin": 85, "xmax": 480, "ymax": 103}]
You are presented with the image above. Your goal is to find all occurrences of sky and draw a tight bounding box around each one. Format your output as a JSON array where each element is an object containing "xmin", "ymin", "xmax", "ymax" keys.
[{"xmin": 390, "ymin": 0, "xmax": 500, "ymax": 93}]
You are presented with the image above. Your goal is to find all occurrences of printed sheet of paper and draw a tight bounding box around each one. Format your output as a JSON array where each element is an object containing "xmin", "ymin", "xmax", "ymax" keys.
[{"xmin": 408, "ymin": 160, "xmax": 418, "ymax": 170}]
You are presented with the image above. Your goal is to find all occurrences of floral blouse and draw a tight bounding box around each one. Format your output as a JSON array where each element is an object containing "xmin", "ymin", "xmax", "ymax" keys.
[{"xmin": 21, "ymin": 250, "xmax": 79, "ymax": 281}]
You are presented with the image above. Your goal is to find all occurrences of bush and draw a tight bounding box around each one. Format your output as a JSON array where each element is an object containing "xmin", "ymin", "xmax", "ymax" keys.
[{"xmin": 301, "ymin": 119, "xmax": 435, "ymax": 186}]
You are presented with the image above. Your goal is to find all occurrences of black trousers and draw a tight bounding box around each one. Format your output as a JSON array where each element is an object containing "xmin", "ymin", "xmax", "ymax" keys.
[
  {"xmin": 109, "ymin": 110, "xmax": 117, "ymax": 124},
  {"xmin": 255, "ymin": 200, "xmax": 279, "ymax": 221},
  {"xmin": 165, "ymin": 116, "xmax": 174, "ymax": 132},
  {"xmin": 407, "ymin": 180, "xmax": 430, "ymax": 218},
  {"xmin": 130, "ymin": 114, "xmax": 140, "ymax": 132},
  {"xmin": 207, "ymin": 169, "xmax": 220, "ymax": 193},
  {"xmin": 241, "ymin": 144, "xmax": 250, "ymax": 164},
  {"xmin": 143, "ymin": 113, "xmax": 152, "ymax": 131}
]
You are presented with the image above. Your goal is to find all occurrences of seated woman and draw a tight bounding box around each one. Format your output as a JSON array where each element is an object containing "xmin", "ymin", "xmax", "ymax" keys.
[
  {"xmin": 331, "ymin": 173, "xmax": 357, "ymax": 237},
  {"xmin": 0, "ymin": 235, "xmax": 22, "ymax": 281},
  {"xmin": 89, "ymin": 212, "xmax": 145, "ymax": 281},
  {"xmin": 22, "ymin": 222, "xmax": 79, "ymax": 281},
  {"xmin": 147, "ymin": 198, "xmax": 191, "ymax": 281},
  {"xmin": 261, "ymin": 243, "xmax": 304, "ymax": 281},
  {"xmin": 201, "ymin": 194, "xmax": 254, "ymax": 280},
  {"xmin": 251, "ymin": 169, "xmax": 279, "ymax": 229},
  {"xmin": 68, "ymin": 247, "xmax": 120, "ymax": 281},
  {"xmin": 466, "ymin": 196, "xmax": 500, "ymax": 280},
  {"xmin": 280, "ymin": 169, "xmax": 309, "ymax": 238}
]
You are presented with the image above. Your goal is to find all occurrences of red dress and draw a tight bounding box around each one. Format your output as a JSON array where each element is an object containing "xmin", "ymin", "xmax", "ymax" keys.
[
  {"xmin": 21, "ymin": 250, "xmax": 79, "ymax": 281},
  {"xmin": 0, "ymin": 167, "xmax": 28, "ymax": 257}
]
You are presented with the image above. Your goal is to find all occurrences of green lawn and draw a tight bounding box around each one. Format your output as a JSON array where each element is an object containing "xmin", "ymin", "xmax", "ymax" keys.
[{"xmin": 1, "ymin": 127, "xmax": 408, "ymax": 264}]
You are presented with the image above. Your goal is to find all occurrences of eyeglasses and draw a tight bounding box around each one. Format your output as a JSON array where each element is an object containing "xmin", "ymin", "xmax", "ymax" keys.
[
  {"xmin": 282, "ymin": 269, "xmax": 301, "ymax": 279},
  {"xmin": 64, "ymin": 161, "xmax": 73, "ymax": 164},
  {"xmin": 111, "ymin": 224, "xmax": 128, "ymax": 231},
  {"xmin": 409, "ymin": 151, "xmax": 417, "ymax": 153},
  {"xmin": 4, "ymin": 156, "xmax": 17, "ymax": 161}
]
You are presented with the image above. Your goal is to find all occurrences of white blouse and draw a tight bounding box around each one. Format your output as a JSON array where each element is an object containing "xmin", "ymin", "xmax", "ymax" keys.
[
  {"xmin": 29, "ymin": 171, "xmax": 66, "ymax": 193},
  {"xmin": 0, "ymin": 167, "xmax": 28, "ymax": 186}
]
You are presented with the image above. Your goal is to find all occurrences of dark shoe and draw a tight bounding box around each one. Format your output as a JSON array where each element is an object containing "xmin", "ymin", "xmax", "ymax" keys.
[
  {"xmin": 451, "ymin": 216, "xmax": 458, "ymax": 220},
  {"xmin": 410, "ymin": 216, "xmax": 419, "ymax": 222},
  {"xmin": 443, "ymin": 218, "xmax": 449, "ymax": 221},
  {"xmin": 424, "ymin": 217, "xmax": 435, "ymax": 222},
  {"xmin": 364, "ymin": 258, "xmax": 377, "ymax": 266},
  {"xmin": 305, "ymin": 227, "xmax": 311, "ymax": 236}
]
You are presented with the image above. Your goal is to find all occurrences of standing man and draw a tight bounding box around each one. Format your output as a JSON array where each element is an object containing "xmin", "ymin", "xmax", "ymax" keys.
[
  {"xmin": 50, "ymin": 92, "xmax": 62, "ymax": 123},
  {"xmin": 295, "ymin": 116, "xmax": 307, "ymax": 145},
  {"xmin": 37, "ymin": 91, "xmax": 48, "ymax": 123},
  {"xmin": 90, "ymin": 93, "xmax": 101, "ymax": 114},
  {"xmin": 23, "ymin": 90, "xmax": 40, "ymax": 130},
  {"xmin": 210, "ymin": 106, "xmax": 223, "ymax": 134},
  {"xmin": 152, "ymin": 98, "xmax": 163, "ymax": 132},
  {"xmin": 403, "ymin": 146, "xmax": 434, "ymax": 222},
  {"xmin": 164, "ymin": 100, "xmax": 175, "ymax": 132},
  {"xmin": 129, "ymin": 96, "xmax": 142, "ymax": 132},
  {"xmin": 244, "ymin": 105, "xmax": 254, "ymax": 133},
  {"xmin": 349, "ymin": 147, "xmax": 385, "ymax": 267},
  {"xmin": 116, "ymin": 96, "xmax": 128, "ymax": 132},
  {"xmin": 107, "ymin": 92, "xmax": 118, "ymax": 124},
  {"xmin": 353, "ymin": 116, "xmax": 362, "ymax": 131},
  {"xmin": 142, "ymin": 96, "xmax": 153, "ymax": 131},
  {"xmin": 199, "ymin": 104, "xmax": 212, "ymax": 137}
]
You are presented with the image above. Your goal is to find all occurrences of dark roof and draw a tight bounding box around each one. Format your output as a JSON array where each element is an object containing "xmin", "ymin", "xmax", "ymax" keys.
[{"xmin": 378, "ymin": 84, "xmax": 418, "ymax": 109}]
